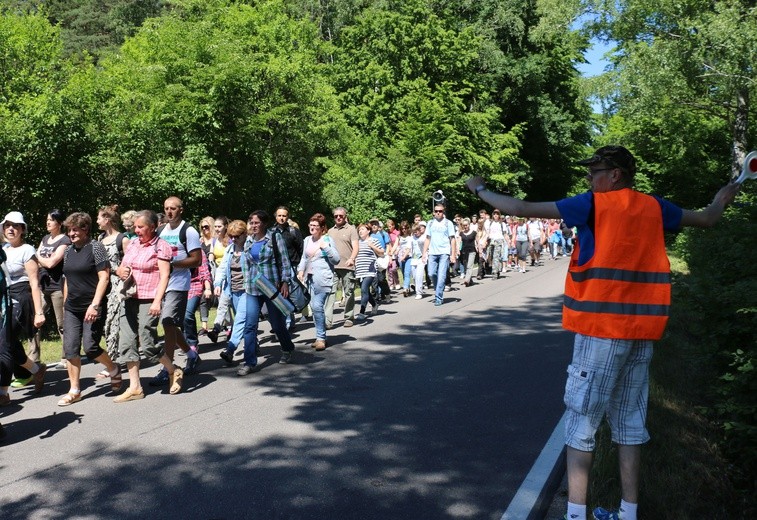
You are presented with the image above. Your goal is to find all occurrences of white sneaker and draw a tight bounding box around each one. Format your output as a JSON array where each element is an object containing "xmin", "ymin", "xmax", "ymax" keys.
[{"xmin": 415, "ymin": 294, "xmax": 423, "ymax": 300}]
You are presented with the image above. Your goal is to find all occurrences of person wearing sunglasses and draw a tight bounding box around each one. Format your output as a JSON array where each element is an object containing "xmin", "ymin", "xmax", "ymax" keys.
[
  {"xmin": 466, "ymin": 145, "xmax": 741, "ymax": 520},
  {"xmin": 324, "ymin": 207, "xmax": 359, "ymax": 328},
  {"xmin": 214, "ymin": 220, "xmax": 253, "ymax": 370},
  {"xmin": 421, "ymin": 205, "xmax": 457, "ymax": 306}
]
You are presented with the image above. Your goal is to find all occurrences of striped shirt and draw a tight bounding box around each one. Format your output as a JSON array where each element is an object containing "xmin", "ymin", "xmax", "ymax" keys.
[{"xmin": 355, "ymin": 238, "xmax": 381, "ymax": 279}]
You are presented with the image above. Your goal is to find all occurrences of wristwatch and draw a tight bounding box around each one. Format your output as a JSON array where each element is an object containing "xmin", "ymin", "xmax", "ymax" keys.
[{"xmin": 475, "ymin": 184, "xmax": 487, "ymax": 195}]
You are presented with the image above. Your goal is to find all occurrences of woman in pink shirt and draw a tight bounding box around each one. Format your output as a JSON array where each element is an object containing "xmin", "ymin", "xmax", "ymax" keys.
[{"xmin": 113, "ymin": 210, "xmax": 172, "ymax": 402}]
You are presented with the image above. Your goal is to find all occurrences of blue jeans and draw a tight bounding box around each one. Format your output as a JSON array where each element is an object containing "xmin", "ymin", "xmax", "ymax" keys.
[
  {"xmin": 400, "ymin": 258, "xmax": 413, "ymax": 290},
  {"xmin": 427, "ymin": 254, "xmax": 450, "ymax": 301},
  {"xmin": 359, "ymin": 276, "xmax": 376, "ymax": 312},
  {"xmin": 225, "ymin": 290, "xmax": 247, "ymax": 354},
  {"xmin": 184, "ymin": 295, "xmax": 201, "ymax": 347},
  {"xmin": 243, "ymin": 293, "xmax": 295, "ymax": 367},
  {"xmin": 309, "ymin": 283, "xmax": 329, "ymax": 341}
]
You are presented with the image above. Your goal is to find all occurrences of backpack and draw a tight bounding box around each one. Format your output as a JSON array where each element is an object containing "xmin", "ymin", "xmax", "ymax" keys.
[
  {"xmin": 157, "ymin": 222, "xmax": 189, "ymax": 256},
  {"xmin": 98, "ymin": 231, "xmax": 127, "ymax": 256}
]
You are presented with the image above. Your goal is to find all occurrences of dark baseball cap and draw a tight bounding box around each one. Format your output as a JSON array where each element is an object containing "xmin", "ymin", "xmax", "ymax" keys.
[{"xmin": 577, "ymin": 145, "xmax": 636, "ymax": 177}]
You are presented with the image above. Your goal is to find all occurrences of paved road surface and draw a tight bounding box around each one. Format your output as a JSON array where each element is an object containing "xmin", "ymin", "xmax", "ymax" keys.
[{"xmin": 0, "ymin": 259, "xmax": 573, "ymax": 520}]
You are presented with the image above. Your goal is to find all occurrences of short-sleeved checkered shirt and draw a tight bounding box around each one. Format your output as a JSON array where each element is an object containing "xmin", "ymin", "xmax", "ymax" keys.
[{"xmin": 121, "ymin": 235, "xmax": 173, "ymax": 300}]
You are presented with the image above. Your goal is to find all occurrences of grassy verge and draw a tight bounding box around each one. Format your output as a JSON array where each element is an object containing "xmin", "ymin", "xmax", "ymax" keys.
[
  {"xmin": 586, "ymin": 254, "xmax": 742, "ymax": 518},
  {"xmin": 37, "ymin": 309, "xmax": 220, "ymax": 364}
]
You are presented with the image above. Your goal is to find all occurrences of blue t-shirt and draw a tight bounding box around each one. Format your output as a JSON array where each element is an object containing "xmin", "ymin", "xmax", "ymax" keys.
[
  {"xmin": 556, "ymin": 190, "xmax": 683, "ymax": 266},
  {"xmin": 424, "ymin": 218, "xmax": 456, "ymax": 255},
  {"xmin": 370, "ymin": 231, "xmax": 390, "ymax": 249}
]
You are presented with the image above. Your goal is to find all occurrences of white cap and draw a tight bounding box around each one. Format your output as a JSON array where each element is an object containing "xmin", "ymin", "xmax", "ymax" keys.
[{"xmin": 1, "ymin": 211, "xmax": 26, "ymax": 228}]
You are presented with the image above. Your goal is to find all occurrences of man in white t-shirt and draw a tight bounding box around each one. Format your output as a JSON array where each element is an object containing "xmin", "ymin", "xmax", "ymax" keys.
[
  {"xmin": 150, "ymin": 196, "xmax": 202, "ymax": 393},
  {"xmin": 484, "ymin": 210, "xmax": 508, "ymax": 278},
  {"xmin": 526, "ymin": 217, "xmax": 545, "ymax": 266}
]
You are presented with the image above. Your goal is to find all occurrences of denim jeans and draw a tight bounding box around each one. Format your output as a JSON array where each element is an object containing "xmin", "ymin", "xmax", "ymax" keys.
[
  {"xmin": 309, "ymin": 283, "xmax": 329, "ymax": 341},
  {"xmin": 359, "ymin": 276, "xmax": 376, "ymax": 312},
  {"xmin": 225, "ymin": 290, "xmax": 247, "ymax": 354},
  {"xmin": 427, "ymin": 254, "xmax": 450, "ymax": 301},
  {"xmin": 243, "ymin": 293, "xmax": 295, "ymax": 366},
  {"xmin": 400, "ymin": 258, "xmax": 413, "ymax": 290},
  {"xmin": 184, "ymin": 294, "xmax": 201, "ymax": 347}
]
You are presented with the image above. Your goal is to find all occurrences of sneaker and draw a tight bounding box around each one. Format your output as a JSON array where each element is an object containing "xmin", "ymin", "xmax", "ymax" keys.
[
  {"xmin": 279, "ymin": 351, "xmax": 293, "ymax": 364},
  {"xmin": 593, "ymin": 507, "xmax": 620, "ymax": 520},
  {"xmin": 198, "ymin": 328, "xmax": 208, "ymax": 336},
  {"xmin": 519, "ymin": 267, "xmax": 526, "ymax": 273},
  {"xmin": 343, "ymin": 319, "xmax": 354, "ymax": 328},
  {"xmin": 414, "ymin": 294, "xmax": 422, "ymax": 300},
  {"xmin": 370, "ymin": 303, "xmax": 379, "ymax": 316},
  {"xmin": 10, "ymin": 376, "xmax": 32, "ymax": 388},
  {"xmin": 434, "ymin": 298, "xmax": 442, "ymax": 306},
  {"xmin": 219, "ymin": 350, "xmax": 235, "ymax": 365},
  {"xmin": 355, "ymin": 313, "xmax": 367, "ymax": 321},
  {"xmin": 184, "ymin": 354, "xmax": 201, "ymax": 375},
  {"xmin": 169, "ymin": 366, "xmax": 184, "ymax": 394},
  {"xmin": 32, "ymin": 363, "xmax": 47, "ymax": 394},
  {"xmin": 237, "ymin": 364, "xmax": 255, "ymax": 376},
  {"xmin": 314, "ymin": 339, "xmax": 326, "ymax": 351},
  {"xmin": 149, "ymin": 367, "xmax": 169, "ymax": 386}
]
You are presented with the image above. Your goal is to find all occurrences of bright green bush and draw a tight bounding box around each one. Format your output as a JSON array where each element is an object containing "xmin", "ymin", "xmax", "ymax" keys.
[{"xmin": 672, "ymin": 189, "xmax": 757, "ymax": 490}]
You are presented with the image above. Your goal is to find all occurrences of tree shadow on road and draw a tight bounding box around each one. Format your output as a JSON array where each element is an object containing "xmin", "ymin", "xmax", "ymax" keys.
[{"xmin": 0, "ymin": 295, "xmax": 573, "ymax": 520}]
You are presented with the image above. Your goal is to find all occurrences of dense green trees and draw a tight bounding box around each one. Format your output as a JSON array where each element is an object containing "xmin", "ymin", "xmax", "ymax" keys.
[
  {"xmin": 0, "ymin": 0, "xmax": 592, "ymax": 227},
  {"xmin": 585, "ymin": 0, "xmax": 756, "ymax": 207}
]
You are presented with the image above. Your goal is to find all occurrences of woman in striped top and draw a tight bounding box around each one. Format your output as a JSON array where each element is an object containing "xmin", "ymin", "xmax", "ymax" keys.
[{"xmin": 354, "ymin": 223, "xmax": 384, "ymax": 321}]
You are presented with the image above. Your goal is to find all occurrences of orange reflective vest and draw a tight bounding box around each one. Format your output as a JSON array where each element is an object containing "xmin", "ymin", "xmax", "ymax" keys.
[{"xmin": 562, "ymin": 189, "xmax": 671, "ymax": 340}]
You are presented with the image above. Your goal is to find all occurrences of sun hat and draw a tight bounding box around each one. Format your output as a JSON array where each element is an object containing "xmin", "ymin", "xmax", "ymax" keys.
[{"xmin": 1, "ymin": 211, "xmax": 26, "ymax": 228}]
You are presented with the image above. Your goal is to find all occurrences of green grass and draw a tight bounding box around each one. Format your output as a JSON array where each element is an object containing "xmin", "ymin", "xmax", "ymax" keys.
[
  {"xmin": 37, "ymin": 308, "xmax": 220, "ymax": 363},
  {"xmin": 586, "ymin": 254, "xmax": 744, "ymax": 519}
]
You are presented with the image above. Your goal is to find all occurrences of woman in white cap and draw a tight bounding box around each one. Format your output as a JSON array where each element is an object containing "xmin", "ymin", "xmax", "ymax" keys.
[{"xmin": 0, "ymin": 211, "xmax": 47, "ymax": 404}]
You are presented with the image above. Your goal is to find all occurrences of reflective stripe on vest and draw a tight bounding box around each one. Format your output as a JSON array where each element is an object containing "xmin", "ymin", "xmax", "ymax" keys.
[
  {"xmin": 563, "ymin": 295, "xmax": 669, "ymax": 316},
  {"xmin": 562, "ymin": 189, "xmax": 671, "ymax": 340}
]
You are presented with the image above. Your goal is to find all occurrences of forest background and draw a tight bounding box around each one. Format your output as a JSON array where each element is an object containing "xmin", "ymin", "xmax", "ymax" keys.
[{"xmin": 1, "ymin": 0, "xmax": 755, "ymax": 515}]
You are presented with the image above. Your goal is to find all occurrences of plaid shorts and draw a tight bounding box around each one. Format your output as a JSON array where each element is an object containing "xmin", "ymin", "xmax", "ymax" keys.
[{"xmin": 564, "ymin": 333, "xmax": 653, "ymax": 451}]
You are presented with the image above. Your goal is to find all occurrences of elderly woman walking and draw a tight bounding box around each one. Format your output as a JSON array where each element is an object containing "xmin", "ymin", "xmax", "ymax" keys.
[
  {"xmin": 112, "ymin": 210, "xmax": 172, "ymax": 402},
  {"xmin": 297, "ymin": 213, "xmax": 339, "ymax": 351},
  {"xmin": 57, "ymin": 212, "xmax": 122, "ymax": 405}
]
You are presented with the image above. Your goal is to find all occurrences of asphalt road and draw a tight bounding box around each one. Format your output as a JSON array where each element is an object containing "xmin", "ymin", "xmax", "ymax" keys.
[{"xmin": 0, "ymin": 259, "xmax": 573, "ymax": 520}]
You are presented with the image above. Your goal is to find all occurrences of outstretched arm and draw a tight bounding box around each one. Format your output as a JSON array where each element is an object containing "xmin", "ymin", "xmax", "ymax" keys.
[
  {"xmin": 465, "ymin": 176, "xmax": 561, "ymax": 219},
  {"xmin": 680, "ymin": 182, "xmax": 741, "ymax": 228}
]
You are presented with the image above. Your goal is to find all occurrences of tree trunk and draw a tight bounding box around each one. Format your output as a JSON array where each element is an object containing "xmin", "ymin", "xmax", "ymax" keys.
[{"xmin": 732, "ymin": 87, "xmax": 749, "ymax": 177}]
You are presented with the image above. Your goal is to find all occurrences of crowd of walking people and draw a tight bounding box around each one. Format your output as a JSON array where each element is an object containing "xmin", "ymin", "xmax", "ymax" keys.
[{"xmin": 0, "ymin": 196, "xmax": 575, "ymax": 438}]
